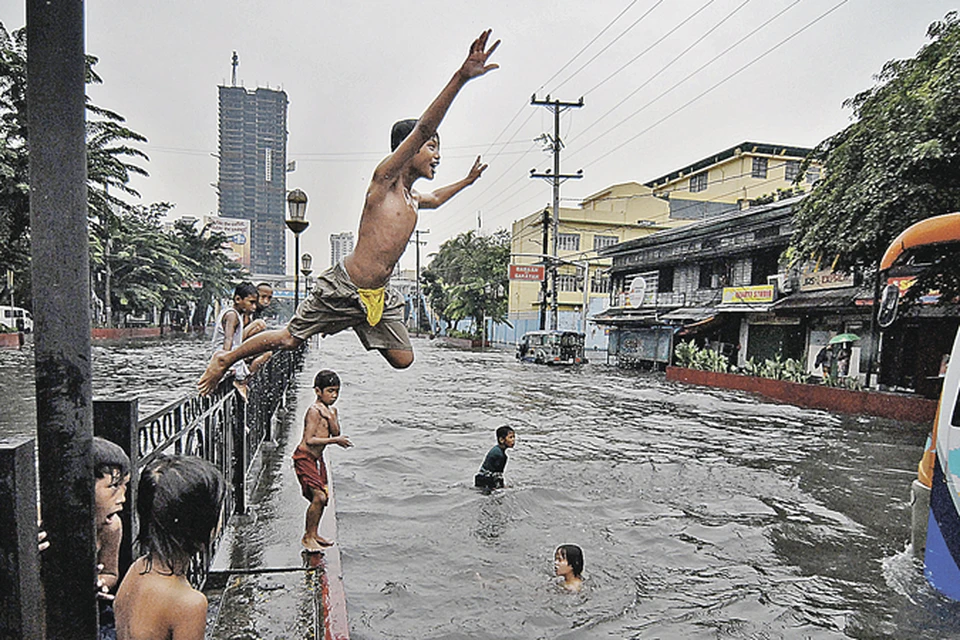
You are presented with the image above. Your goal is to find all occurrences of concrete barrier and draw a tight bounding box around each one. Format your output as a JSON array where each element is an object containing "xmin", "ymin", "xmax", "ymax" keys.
[
  {"xmin": 666, "ymin": 366, "xmax": 937, "ymax": 424},
  {"xmin": 91, "ymin": 327, "xmax": 162, "ymax": 340},
  {"xmin": 0, "ymin": 332, "xmax": 24, "ymax": 349}
]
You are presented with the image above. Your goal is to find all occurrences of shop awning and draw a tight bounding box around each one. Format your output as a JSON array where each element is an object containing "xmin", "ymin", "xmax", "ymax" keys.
[
  {"xmin": 590, "ymin": 308, "xmax": 661, "ymax": 326},
  {"xmin": 770, "ymin": 286, "xmax": 873, "ymax": 313},
  {"xmin": 658, "ymin": 307, "xmax": 717, "ymax": 322}
]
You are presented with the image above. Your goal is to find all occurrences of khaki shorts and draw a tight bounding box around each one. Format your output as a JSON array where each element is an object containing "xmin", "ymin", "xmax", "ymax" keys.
[{"xmin": 286, "ymin": 262, "xmax": 411, "ymax": 352}]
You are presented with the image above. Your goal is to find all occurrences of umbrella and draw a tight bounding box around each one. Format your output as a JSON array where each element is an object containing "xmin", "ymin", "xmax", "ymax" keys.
[{"xmin": 829, "ymin": 333, "xmax": 860, "ymax": 344}]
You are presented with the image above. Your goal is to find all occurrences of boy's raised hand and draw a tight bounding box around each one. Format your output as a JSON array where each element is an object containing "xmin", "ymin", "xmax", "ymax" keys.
[
  {"xmin": 459, "ymin": 29, "xmax": 500, "ymax": 82},
  {"xmin": 466, "ymin": 156, "xmax": 488, "ymax": 185}
]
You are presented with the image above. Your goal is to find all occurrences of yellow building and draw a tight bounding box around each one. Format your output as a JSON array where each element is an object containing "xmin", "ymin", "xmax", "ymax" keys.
[
  {"xmin": 507, "ymin": 182, "xmax": 673, "ymax": 344},
  {"xmin": 500, "ymin": 142, "xmax": 820, "ymax": 349},
  {"xmin": 645, "ymin": 141, "xmax": 819, "ymax": 218}
]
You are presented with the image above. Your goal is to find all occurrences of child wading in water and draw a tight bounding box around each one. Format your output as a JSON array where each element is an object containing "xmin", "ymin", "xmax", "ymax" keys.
[
  {"xmin": 554, "ymin": 544, "xmax": 584, "ymax": 593},
  {"xmin": 198, "ymin": 29, "xmax": 500, "ymax": 396},
  {"xmin": 114, "ymin": 455, "xmax": 225, "ymax": 640},
  {"xmin": 294, "ymin": 369, "xmax": 353, "ymax": 553},
  {"xmin": 212, "ymin": 281, "xmax": 259, "ymax": 399},
  {"xmin": 475, "ymin": 425, "xmax": 515, "ymax": 489}
]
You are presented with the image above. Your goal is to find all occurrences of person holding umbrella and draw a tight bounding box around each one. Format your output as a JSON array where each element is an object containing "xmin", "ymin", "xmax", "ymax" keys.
[{"xmin": 829, "ymin": 333, "xmax": 860, "ymax": 378}]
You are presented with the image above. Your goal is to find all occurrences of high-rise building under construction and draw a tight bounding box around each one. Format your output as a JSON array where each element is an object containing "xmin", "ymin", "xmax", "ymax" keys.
[{"xmin": 217, "ymin": 58, "xmax": 288, "ymax": 275}]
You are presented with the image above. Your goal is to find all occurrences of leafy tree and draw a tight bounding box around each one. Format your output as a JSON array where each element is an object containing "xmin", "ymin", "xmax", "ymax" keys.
[
  {"xmin": 421, "ymin": 229, "xmax": 510, "ymax": 337},
  {"xmin": 0, "ymin": 21, "xmax": 149, "ymax": 312},
  {"xmin": 791, "ymin": 12, "xmax": 960, "ymax": 300}
]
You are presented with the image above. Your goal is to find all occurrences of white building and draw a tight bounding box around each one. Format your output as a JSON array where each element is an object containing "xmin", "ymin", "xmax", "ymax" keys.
[{"xmin": 330, "ymin": 232, "xmax": 355, "ymax": 267}]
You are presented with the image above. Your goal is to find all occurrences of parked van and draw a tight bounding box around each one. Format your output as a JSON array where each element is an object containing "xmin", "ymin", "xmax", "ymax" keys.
[{"xmin": 0, "ymin": 306, "xmax": 34, "ymax": 332}]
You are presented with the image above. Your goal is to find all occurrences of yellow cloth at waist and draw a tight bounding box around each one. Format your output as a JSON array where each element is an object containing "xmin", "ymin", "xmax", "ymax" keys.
[{"xmin": 357, "ymin": 287, "xmax": 385, "ymax": 326}]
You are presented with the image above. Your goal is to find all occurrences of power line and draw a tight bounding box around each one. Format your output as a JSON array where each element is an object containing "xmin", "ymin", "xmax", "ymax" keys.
[{"xmin": 578, "ymin": 0, "xmax": 850, "ymax": 169}]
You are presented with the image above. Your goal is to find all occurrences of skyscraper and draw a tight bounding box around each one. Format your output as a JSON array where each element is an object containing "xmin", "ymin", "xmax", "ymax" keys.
[
  {"xmin": 330, "ymin": 232, "xmax": 355, "ymax": 267},
  {"xmin": 217, "ymin": 82, "xmax": 288, "ymax": 275}
]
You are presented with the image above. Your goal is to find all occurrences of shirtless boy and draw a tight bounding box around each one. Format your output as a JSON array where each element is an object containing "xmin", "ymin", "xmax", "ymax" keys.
[
  {"xmin": 198, "ymin": 29, "xmax": 499, "ymax": 395},
  {"xmin": 294, "ymin": 369, "xmax": 353, "ymax": 553}
]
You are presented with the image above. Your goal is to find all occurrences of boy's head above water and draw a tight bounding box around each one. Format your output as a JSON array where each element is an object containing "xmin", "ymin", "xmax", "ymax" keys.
[
  {"xmin": 313, "ymin": 369, "xmax": 341, "ymax": 406},
  {"xmin": 555, "ymin": 544, "xmax": 584, "ymax": 579},
  {"xmin": 496, "ymin": 425, "xmax": 516, "ymax": 448}
]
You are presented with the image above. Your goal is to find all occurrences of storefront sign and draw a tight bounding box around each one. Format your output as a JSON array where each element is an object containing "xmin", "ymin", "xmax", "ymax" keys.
[
  {"xmin": 721, "ymin": 285, "xmax": 774, "ymax": 305},
  {"xmin": 799, "ymin": 268, "xmax": 855, "ymax": 291},
  {"xmin": 509, "ymin": 264, "xmax": 545, "ymax": 281},
  {"xmin": 888, "ymin": 276, "xmax": 941, "ymax": 304}
]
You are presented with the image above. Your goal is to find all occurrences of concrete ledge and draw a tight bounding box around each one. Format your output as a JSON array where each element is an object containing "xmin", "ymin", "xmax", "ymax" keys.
[
  {"xmin": 666, "ymin": 366, "xmax": 938, "ymax": 424},
  {"xmin": 0, "ymin": 333, "xmax": 24, "ymax": 349},
  {"xmin": 91, "ymin": 327, "xmax": 161, "ymax": 340},
  {"xmin": 437, "ymin": 336, "xmax": 483, "ymax": 349}
]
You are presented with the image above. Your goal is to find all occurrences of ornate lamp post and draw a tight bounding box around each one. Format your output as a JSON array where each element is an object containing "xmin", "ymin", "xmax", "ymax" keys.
[
  {"xmin": 285, "ymin": 189, "xmax": 309, "ymax": 310},
  {"xmin": 301, "ymin": 252, "xmax": 313, "ymax": 297}
]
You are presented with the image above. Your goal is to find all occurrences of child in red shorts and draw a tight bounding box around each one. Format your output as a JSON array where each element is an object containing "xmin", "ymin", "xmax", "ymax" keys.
[{"xmin": 293, "ymin": 369, "xmax": 353, "ymax": 553}]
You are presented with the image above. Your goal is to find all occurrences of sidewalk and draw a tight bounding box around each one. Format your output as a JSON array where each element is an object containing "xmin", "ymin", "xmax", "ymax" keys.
[{"xmin": 204, "ymin": 365, "xmax": 349, "ymax": 640}]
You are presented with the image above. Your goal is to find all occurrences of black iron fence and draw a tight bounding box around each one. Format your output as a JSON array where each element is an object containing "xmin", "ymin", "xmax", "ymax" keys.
[{"xmin": 0, "ymin": 343, "xmax": 305, "ymax": 638}]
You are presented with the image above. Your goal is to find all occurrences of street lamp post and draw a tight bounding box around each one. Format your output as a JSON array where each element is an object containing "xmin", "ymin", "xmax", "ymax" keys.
[
  {"xmin": 301, "ymin": 252, "xmax": 313, "ymax": 298},
  {"xmin": 285, "ymin": 189, "xmax": 309, "ymax": 311}
]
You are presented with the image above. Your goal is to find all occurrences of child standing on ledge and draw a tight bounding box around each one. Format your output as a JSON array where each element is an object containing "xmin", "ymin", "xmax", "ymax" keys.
[{"xmin": 294, "ymin": 369, "xmax": 353, "ymax": 553}]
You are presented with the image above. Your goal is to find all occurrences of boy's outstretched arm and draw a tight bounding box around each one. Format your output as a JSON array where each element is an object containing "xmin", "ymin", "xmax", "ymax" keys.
[
  {"xmin": 375, "ymin": 29, "xmax": 499, "ymax": 182},
  {"xmin": 418, "ymin": 156, "xmax": 488, "ymax": 210}
]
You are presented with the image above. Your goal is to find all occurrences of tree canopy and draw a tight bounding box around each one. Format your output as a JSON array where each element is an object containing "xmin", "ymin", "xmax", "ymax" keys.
[
  {"xmin": 791, "ymin": 12, "xmax": 960, "ymax": 276},
  {"xmin": 421, "ymin": 229, "xmax": 510, "ymax": 337}
]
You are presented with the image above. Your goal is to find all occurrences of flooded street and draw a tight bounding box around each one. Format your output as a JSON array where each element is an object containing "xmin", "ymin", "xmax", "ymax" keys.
[{"xmin": 3, "ymin": 333, "xmax": 960, "ymax": 637}]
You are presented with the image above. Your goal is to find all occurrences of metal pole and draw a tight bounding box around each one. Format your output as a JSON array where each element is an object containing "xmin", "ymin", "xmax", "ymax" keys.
[
  {"xmin": 293, "ymin": 233, "xmax": 301, "ymax": 311},
  {"xmin": 580, "ymin": 262, "xmax": 590, "ymax": 335},
  {"xmin": 539, "ymin": 209, "xmax": 548, "ymax": 330},
  {"xmin": 27, "ymin": 1, "xmax": 99, "ymax": 637},
  {"xmin": 551, "ymin": 100, "xmax": 561, "ymax": 331}
]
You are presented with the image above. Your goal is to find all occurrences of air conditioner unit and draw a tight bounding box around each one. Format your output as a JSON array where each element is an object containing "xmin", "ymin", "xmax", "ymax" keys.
[{"xmin": 767, "ymin": 274, "xmax": 793, "ymax": 294}]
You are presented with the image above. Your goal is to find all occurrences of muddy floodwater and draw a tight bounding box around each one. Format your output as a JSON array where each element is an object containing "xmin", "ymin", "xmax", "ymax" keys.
[{"xmin": 3, "ymin": 332, "xmax": 960, "ymax": 638}]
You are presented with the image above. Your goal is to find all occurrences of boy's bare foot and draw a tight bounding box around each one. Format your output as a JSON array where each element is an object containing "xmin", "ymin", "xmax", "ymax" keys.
[
  {"xmin": 198, "ymin": 351, "xmax": 230, "ymax": 396},
  {"xmin": 302, "ymin": 535, "xmax": 332, "ymax": 553},
  {"xmin": 233, "ymin": 380, "xmax": 249, "ymax": 402}
]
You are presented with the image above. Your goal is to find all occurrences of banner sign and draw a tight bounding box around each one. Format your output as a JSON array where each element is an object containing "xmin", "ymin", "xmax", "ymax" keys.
[
  {"xmin": 721, "ymin": 285, "xmax": 775, "ymax": 305},
  {"xmin": 509, "ymin": 264, "xmax": 545, "ymax": 281},
  {"xmin": 799, "ymin": 268, "xmax": 855, "ymax": 291},
  {"xmin": 204, "ymin": 216, "xmax": 251, "ymax": 267}
]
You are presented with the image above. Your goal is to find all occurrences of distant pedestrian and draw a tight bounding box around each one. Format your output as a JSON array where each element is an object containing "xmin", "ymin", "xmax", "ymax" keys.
[
  {"xmin": 815, "ymin": 345, "xmax": 833, "ymax": 378},
  {"xmin": 554, "ymin": 544, "xmax": 584, "ymax": 593},
  {"xmin": 114, "ymin": 455, "xmax": 225, "ymax": 640},
  {"xmin": 836, "ymin": 343, "xmax": 852, "ymax": 377},
  {"xmin": 475, "ymin": 426, "xmax": 516, "ymax": 490},
  {"xmin": 294, "ymin": 369, "xmax": 353, "ymax": 553}
]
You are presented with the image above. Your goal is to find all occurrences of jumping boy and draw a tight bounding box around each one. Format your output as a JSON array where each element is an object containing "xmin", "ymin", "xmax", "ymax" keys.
[
  {"xmin": 475, "ymin": 426, "xmax": 515, "ymax": 490},
  {"xmin": 294, "ymin": 369, "xmax": 353, "ymax": 553},
  {"xmin": 198, "ymin": 29, "xmax": 500, "ymax": 395}
]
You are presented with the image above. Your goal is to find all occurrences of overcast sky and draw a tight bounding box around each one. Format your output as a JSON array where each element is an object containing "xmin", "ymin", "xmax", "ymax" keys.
[{"xmin": 2, "ymin": 1, "xmax": 956, "ymax": 272}]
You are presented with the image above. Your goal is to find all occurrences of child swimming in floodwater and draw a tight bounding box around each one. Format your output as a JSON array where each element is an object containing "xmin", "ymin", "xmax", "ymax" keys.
[
  {"xmin": 114, "ymin": 455, "xmax": 225, "ymax": 640},
  {"xmin": 554, "ymin": 544, "xmax": 584, "ymax": 593},
  {"xmin": 475, "ymin": 425, "xmax": 515, "ymax": 490}
]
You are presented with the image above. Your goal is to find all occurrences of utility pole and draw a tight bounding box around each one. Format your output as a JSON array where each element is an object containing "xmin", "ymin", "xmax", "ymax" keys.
[
  {"xmin": 539, "ymin": 208, "xmax": 549, "ymax": 330},
  {"xmin": 530, "ymin": 94, "xmax": 583, "ymax": 331},
  {"xmin": 411, "ymin": 228, "xmax": 429, "ymax": 336}
]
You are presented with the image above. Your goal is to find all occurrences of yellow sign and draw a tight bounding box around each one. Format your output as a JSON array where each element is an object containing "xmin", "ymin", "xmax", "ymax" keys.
[{"xmin": 722, "ymin": 285, "xmax": 774, "ymax": 305}]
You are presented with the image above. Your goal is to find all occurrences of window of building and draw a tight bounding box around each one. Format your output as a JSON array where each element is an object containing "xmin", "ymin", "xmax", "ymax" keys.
[
  {"xmin": 591, "ymin": 271, "xmax": 611, "ymax": 294},
  {"xmin": 805, "ymin": 166, "xmax": 821, "ymax": 183},
  {"xmin": 557, "ymin": 273, "xmax": 581, "ymax": 292},
  {"xmin": 784, "ymin": 160, "xmax": 800, "ymax": 182},
  {"xmin": 593, "ymin": 235, "xmax": 618, "ymax": 251},
  {"xmin": 265, "ymin": 148, "xmax": 273, "ymax": 182},
  {"xmin": 658, "ymin": 266, "xmax": 674, "ymax": 293},
  {"xmin": 752, "ymin": 157, "xmax": 768, "ymax": 179},
  {"xmin": 699, "ymin": 262, "xmax": 729, "ymax": 289},
  {"xmin": 689, "ymin": 172, "xmax": 708, "ymax": 192},
  {"xmin": 557, "ymin": 233, "xmax": 580, "ymax": 252}
]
